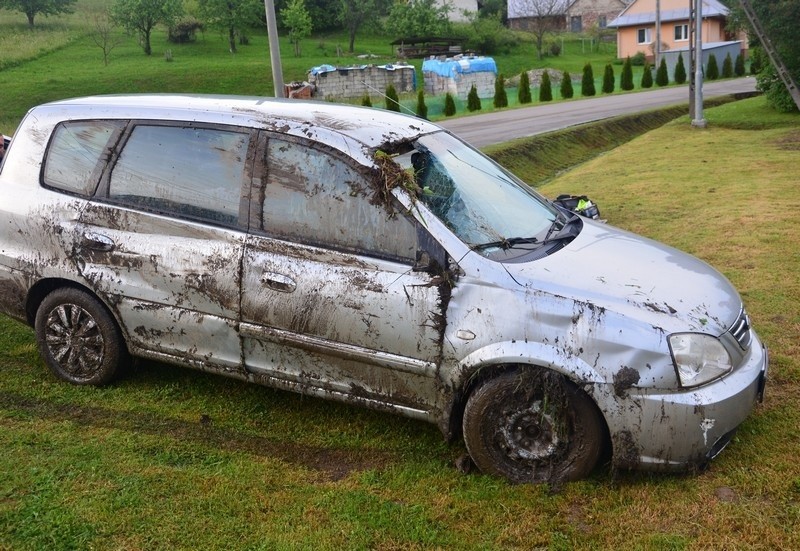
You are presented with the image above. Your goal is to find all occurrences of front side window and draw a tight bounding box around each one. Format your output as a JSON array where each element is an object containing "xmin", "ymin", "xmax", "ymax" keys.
[
  {"xmin": 638, "ymin": 28, "xmax": 652, "ymax": 44},
  {"xmin": 43, "ymin": 120, "xmax": 124, "ymax": 196},
  {"xmin": 675, "ymin": 24, "xmax": 689, "ymax": 41},
  {"xmin": 263, "ymin": 138, "xmax": 417, "ymax": 261},
  {"xmin": 109, "ymin": 125, "xmax": 248, "ymax": 226}
]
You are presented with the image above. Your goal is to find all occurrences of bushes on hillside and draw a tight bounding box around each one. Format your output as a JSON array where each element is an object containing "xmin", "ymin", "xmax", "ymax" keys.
[
  {"xmin": 722, "ymin": 53, "xmax": 733, "ymax": 78},
  {"xmin": 707, "ymin": 54, "xmax": 719, "ymax": 80},
  {"xmin": 361, "ymin": 94, "xmax": 372, "ymax": 107},
  {"xmin": 493, "ymin": 74, "xmax": 508, "ymax": 108},
  {"xmin": 385, "ymin": 85, "xmax": 400, "ymax": 112},
  {"xmin": 416, "ymin": 90, "xmax": 428, "ymax": 119},
  {"xmin": 444, "ymin": 93, "xmax": 456, "ymax": 116},
  {"xmin": 735, "ymin": 53, "xmax": 746, "ymax": 77},
  {"xmin": 641, "ymin": 63, "xmax": 653, "ymax": 88},
  {"xmin": 621, "ymin": 56, "xmax": 634, "ymax": 91},
  {"xmin": 539, "ymin": 70, "xmax": 552, "ymax": 102},
  {"xmin": 602, "ymin": 63, "xmax": 615, "ymax": 94},
  {"xmin": 561, "ymin": 70, "xmax": 574, "ymax": 98},
  {"xmin": 467, "ymin": 85, "xmax": 481, "ymax": 111},
  {"xmin": 656, "ymin": 58, "xmax": 669, "ymax": 86},
  {"xmin": 581, "ymin": 63, "xmax": 596, "ymax": 96},
  {"xmin": 674, "ymin": 54, "xmax": 686, "ymax": 84},
  {"xmin": 518, "ymin": 71, "xmax": 532, "ymax": 104}
]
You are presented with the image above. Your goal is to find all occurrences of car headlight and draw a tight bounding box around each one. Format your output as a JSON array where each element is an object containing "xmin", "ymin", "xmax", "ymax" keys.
[{"xmin": 668, "ymin": 333, "xmax": 733, "ymax": 388}]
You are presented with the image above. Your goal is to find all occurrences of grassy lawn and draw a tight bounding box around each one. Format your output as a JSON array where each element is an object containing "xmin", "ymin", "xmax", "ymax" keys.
[{"xmin": 2, "ymin": 2, "xmax": 800, "ymax": 548}]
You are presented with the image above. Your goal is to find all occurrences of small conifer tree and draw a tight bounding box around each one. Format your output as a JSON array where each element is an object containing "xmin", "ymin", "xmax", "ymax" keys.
[
  {"xmin": 656, "ymin": 58, "xmax": 669, "ymax": 86},
  {"xmin": 674, "ymin": 54, "xmax": 687, "ymax": 84},
  {"xmin": 361, "ymin": 94, "xmax": 372, "ymax": 107},
  {"xmin": 581, "ymin": 63, "xmax": 596, "ymax": 96},
  {"xmin": 444, "ymin": 93, "xmax": 456, "ymax": 116},
  {"xmin": 385, "ymin": 84, "xmax": 400, "ymax": 112},
  {"xmin": 493, "ymin": 74, "xmax": 508, "ymax": 108},
  {"xmin": 621, "ymin": 56, "xmax": 634, "ymax": 90},
  {"xmin": 560, "ymin": 70, "xmax": 574, "ymax": 98},
  {"xmin": 722, "ymin": 53, "xmax": 733, "ymax": 78},
  {"xmin": 707, "ymin": 54, "xmax": 719, "ymax": 80},
  {"xmin": 539, "ymin": 70, "xmax": 553, "ymax": 101},
  {"xmin": 602, "ymin": 63, "xmax": 615, "ymax": 94},
  {"xmin": 416, "ymin": 89, "xmax": 428, "ymax": 119},
  {"xmin": 641, "ymin": 63, "xmax": 653, "ymax": 88},
  {"xmin": 467, "ymin": 84, "xmax": 481, "ymax": 111},
  {"xmin": 518, "ymin": 71, "xmax": 532, "ymax": 104},
  {"xmin": 734, "ymin": 53, "xmax": 746, "ymax": 76}
]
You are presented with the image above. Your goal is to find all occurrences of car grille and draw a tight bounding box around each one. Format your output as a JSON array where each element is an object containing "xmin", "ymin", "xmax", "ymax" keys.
[{"xmin": 729, "ymin": 309, "xmax": 752, "ymax": 350}]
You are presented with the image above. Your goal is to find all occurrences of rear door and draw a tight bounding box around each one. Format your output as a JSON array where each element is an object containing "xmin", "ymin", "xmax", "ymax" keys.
[
  {"xmin": 75, "ymin": 122, "xmax": 256, "ymax": 371},
  {"xmin": 240, "ymin": 135, "xmax": 446, "ymax": 413}
]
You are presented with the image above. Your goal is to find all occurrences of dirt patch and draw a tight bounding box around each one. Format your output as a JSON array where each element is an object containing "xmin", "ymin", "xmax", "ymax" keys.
[
  {"xmin": 0, "ymin": 391, "xmax": 396, "ymax": 482},
  {"xmin": 773, "ymin": 130, "xmax": 800, "ymax": 150}
]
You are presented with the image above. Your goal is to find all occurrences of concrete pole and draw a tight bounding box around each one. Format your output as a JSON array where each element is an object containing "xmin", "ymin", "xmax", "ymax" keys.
[
  {"xmin": 264, "ymin": 0, "xmax": 285, "ymax": 98},
  {"xmin": 691, "ymin": 0, "xmax": 706, "ymax": 128},
  {"xmin": 655, "ymin": 0, "xmax": 661, "ymax": 69}
]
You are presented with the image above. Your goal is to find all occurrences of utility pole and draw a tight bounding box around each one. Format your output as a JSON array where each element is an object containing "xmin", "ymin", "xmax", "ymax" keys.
[
  {"xmin": 655, "ymin": 0, "xmax": 661, "ymax": 69},
  {"xmin": 691, "ymin": 0, "xmax": 706, "ymax": 128},
  {"xmin": 264, "ymin": 0, "xmax": 285, "ymax": 98}
]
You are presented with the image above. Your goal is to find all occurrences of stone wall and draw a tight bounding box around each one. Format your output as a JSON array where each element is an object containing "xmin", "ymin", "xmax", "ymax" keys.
[
  {"xmin": 308, "ymin": 64, "xmax": 416, "ymax": 100},
  {"xmin": 423, "ymin": 71, "xmax": 496, "ymax": 100}
]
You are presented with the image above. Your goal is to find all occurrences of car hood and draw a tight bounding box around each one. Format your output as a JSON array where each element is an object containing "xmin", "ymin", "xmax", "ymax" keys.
[{"xmin": 505, "ymin": 220, "xmax": 742, "ymax": 335}]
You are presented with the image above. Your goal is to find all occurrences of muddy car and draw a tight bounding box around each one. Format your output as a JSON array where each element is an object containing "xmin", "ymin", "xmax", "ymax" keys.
[{"xmin": 0, "ymin": 95, "xmax": 767, "ymax": 483}]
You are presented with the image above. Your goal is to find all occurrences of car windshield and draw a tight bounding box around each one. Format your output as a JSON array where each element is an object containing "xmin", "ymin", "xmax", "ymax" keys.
[{"xmin": 394, "ymin": 132, "xmax": 561, "ymax": 255}]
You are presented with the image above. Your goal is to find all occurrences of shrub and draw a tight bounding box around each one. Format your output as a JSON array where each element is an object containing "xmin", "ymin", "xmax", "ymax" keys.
[
  {"xmin": 168, "ymin": 18, "xmax": 203, "ymax": 43},
  {"xmin": 518, "ymin": 71, "xmax": 532, "ymax": 104},
  {"xmin": 560, "ymin": 70, "xmax": 574, "ymax": 98},
  {"xmin": 581, "ymin": 63, "xmax": 596, "ymax": 96},
  {"xmin": 722, "ymin": 53, "xmax": 733, "ymax": 78},
  {"xmin": 416, "ymin": 89, "xmax": 428, "ymax": 119},
  {"xmin": 674, "ymin": 54, "xmax": 687, "ymax": 84},
  {"xmin": 707, "ymin": 54, "xmax": 719, "ymax": 80},
  {"xmin": 361, "ymin": 94, "xmax": 372, "ymax": 107},
  {"xmin": 385, "ymin": 85, "xmax": 400, "ymax": 112},
  {"xmin": 548, "ymin": 42, "xmax": 561, "ymax": 57},
  {"xmin": 735, "ymin": 53, "xmax": 746, "ymax": 77},
  {"xmin": 539, "ymin": 70, "xmax": 552, "ymax": 102},
  {"xmin": 467, "ymin": 84, "xmax": 481, "ymax": 111},
  {"xmin": 621, "ymin": 56, "xmax": 634, "ymax": 90},
  {"xmin": 602, "ymin": 63, "xmax": 615, "ymax": 94},
  {"xmin": 444, "ymin": 93, "xmax": 456, "ymax": 116},
  {"xmin": 656, "ymin": 58, "xmax": 669, "ymax": 86},
  {"xmin": 641, "ymin": 63, "xmax": 653, "ymax": 88},
  {"xmin": 493, "ymin": 74, "xmax": 508, "ymax": 108},
  {"xmin": 456, "ymin": 16, "xmax": 518, "ymax": 55},
  {"xmin": 631, "ymin": 51, "xmax": 646, "ymax": 66}
]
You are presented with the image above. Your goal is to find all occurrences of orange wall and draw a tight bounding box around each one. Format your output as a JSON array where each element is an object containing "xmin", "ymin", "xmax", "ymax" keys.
[{"xmin": 616, "ymin": 18, "xmax": 730, "ymax": 60}]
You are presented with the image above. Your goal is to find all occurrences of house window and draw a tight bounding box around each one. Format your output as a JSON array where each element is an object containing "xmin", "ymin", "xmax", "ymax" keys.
[
  {"xmin": 637, "ymin": 28, "xmax": 652, "ymax": 44},
  {"xmin": 599, "ymin": 15, "xmax": 607, "ymax": 29},
  {"xmin": 675, "ymin": 24, "xmax": 689, "ymax": 41}
]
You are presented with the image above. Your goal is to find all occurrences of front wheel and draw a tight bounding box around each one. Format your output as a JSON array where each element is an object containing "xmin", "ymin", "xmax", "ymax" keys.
[
  {"xmin": 462, "ymin": 368, "xmax": 603, "ymax": 484},
  {"xmin": 35, "ymin": 287, "xmax": 128, "ymax": 386}
]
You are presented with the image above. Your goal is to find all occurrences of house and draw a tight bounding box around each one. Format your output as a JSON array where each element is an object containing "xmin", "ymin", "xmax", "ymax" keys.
[
  {"xmin": 507, "ymin": 0, "xmax": 570, "ymax": 32},
  {"xmin": 439, "ymin": 0, "xmax": 478, "ymax": 22},
  {"xmin": 566, "ymin": 0, "xmax": 630, "ymax": 33},
  {"xmin": 608, "ymin": 0, "xmax": 745, "ymax": 62}
]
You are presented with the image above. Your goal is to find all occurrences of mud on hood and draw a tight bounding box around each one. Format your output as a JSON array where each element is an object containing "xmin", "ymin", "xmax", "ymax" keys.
[{"xmin": 506, "ymin": 220, "xmax": 742, "ymax": 335}]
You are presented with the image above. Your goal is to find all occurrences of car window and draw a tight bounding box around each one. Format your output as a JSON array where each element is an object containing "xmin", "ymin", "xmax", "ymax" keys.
[
  {"xmin": 263, "ymin": 138, "xmax": 417, "ymax": 262},
  {"xmin": 108, "ymin": 125, "xmax": 248, "ymax": 226},
  {"xmin": 43, "ymin": 121, "xmax": 125, "ymax": 196}
]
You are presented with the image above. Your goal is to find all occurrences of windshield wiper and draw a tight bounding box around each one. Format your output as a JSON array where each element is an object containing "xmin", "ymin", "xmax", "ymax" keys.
[
  {"xmin": 471, "ymin": 236, "xmax": 541, "ymax": 251},
  {"xmin": 541, "ymin": 212, "xmax": 580, "ymax": 245}
]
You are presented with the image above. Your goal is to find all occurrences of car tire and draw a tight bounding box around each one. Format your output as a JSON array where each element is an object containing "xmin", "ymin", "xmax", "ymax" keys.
[
  {"xmin": 35, "ymin": 287, "xmax": 128, "ymax": 386},
  {"xmin": 462, "ymin": 368, "xmax": 603, "ymax": 484}
]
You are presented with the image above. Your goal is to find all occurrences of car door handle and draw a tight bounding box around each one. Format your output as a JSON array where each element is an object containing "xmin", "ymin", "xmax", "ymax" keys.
[
  {"xmin": 262, "ymin": 272, "xmax": 296, "ymax": 293},
  {"xmin": 82, "ymin": 231, "xmax": 115, "ymax": 252}
]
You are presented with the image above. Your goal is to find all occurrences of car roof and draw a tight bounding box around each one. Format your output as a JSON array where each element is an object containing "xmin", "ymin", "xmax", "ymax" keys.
[{"xmin": 40, "ymin": 94, "xmax": 442, "ymax": 164}]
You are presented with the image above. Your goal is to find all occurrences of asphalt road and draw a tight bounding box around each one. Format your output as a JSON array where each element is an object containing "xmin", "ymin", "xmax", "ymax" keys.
[{"xmin": 438, "ymin": 77, "xmax": 758, "ymax": 148}]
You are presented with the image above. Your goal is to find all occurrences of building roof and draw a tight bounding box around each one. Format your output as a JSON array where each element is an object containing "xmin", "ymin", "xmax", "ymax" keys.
[{"xmin": 608, "ymin": 0, "xmax": 728, "ymax": 28}]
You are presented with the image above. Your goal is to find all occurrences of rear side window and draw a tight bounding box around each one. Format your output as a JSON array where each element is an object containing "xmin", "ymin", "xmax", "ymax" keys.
[
  {"xmin": 109, "ymin": 125, "xmax": 249, "ymax": 226},
  {"xmin": 43, "ymin": 121, "xmax": 124, "ymax": 196}
]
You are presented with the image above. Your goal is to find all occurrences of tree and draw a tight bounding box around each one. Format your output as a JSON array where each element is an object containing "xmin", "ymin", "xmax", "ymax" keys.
[
  {"xmin": 444, "ymin": 92, "xmax": 456, "ymax": 116},
  {"xmin": 560, "ymin": 69, "xmax": 573, "ymax": 98},
  {"xmin": 197, "ymin": 0, "xmax": 262, "ymax": 54},
  {"xmin": 641, "ymin": 63, "xmax": 653, "ymax": 88},
  {"xmin": 112, "ymin": 0, "xmax": 183, "ymax": 56},
  {"xmin": 467, "ymin": 84, "xmax": 481, "ymax": 111},
  {"xmin": 385, "ymin": 84, "xmax": 400, "ymax": 112},
  {"xmin": 722, "ymin": 52, "xmax": 734, "ymax": 78},
  {"xmin": 361, "ymin": 94, "xmax": 372, "ymax": 107},
  {"xmin": 706, "ymin": 54, "xmax": 719, "ymax": 80},
  {"xmin": 416, "ymin": 89, "xmax": 428, "ymax": 119},
  {"xmin": 674, "ymin": 53, "xmax": 686, "ymax": 84},
  {"xmin": 734, "ymin": 53, "xmax": 746, "ymax": 77},
  {"xmin": 581, "ymin": 63, "xmax": 595, "ymax": 96},
  {"xmin": 493, "ymin": 74, "xmax": 508, "ymax": 108},
  {"xmin": 385, "ymin": 0, "xmax": 451, "ymax": 38},
  {"xmin": 91, "ymin": 9, "xmax": 122, "ymax": 66},
  {"xmin": 338, "ymin": 0, "xmax": 380, "ymax": 54},
  {"xmin": 621, "ymin": 56, "xmax": 634, "ymax": 91},
  {"xmin": 655, "ymin": 57, "xmax": 669, "ymax": 86},
  {"xmin": 511, "ymin": 0, "xmax": 569, "ymax": 59},
  {"xmin": 518, "ymin": 71, "xmax": 532, "ymax": 104},
  {"xmin": 0, "ymin": 0, "xmax": 75, "ymax": 29},
  {"xmin": 539, "ymin": 70, "xmax": 552, "ymax": 101},
  {"xmin": 602, "ymin": 63, "xmax": 614, "ymax": 94},
  {"xmin": 281, "ymin": 0, "xmax": 312, "ymax": 57}
]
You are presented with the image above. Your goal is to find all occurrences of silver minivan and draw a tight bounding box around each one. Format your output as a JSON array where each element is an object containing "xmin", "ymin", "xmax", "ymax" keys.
[{"xmin": 0, "ymin": 95, "xmax": 767, "ymax": 483}]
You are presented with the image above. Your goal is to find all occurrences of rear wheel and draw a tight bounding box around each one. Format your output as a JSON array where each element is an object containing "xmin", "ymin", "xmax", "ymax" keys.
[
  {"xmin": 35, "ymin": 288, "xmax": 128, "ymax": 386},
  {"xmin": 462, "ymin": 368, "xmax": 603, "ymax": 484}
]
